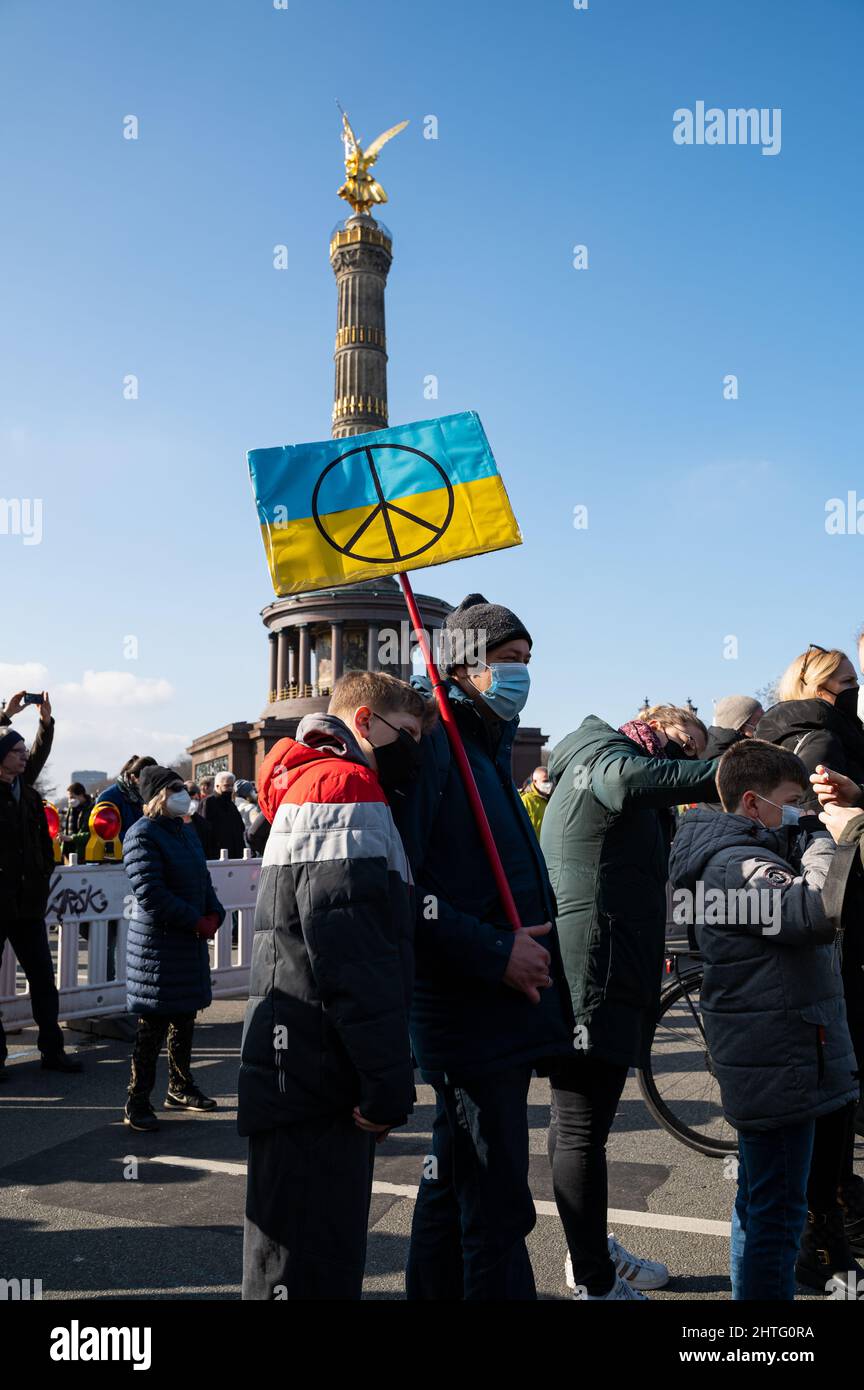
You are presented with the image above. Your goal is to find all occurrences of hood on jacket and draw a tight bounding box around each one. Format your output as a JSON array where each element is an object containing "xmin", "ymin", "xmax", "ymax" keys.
[
  {"xmin": 257, "ymin": 713, "xmax": 370, "ymax": 823},
  {"xmin": 546, "ymin": 717, "xmax": 622, "ymax": 788},
  {"xmin": 669, "ymin": 806, "xmax": 794, "ymax": 891}
]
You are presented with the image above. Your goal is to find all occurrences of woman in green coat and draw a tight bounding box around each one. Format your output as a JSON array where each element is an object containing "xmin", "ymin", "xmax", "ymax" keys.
[{"xmin": 539, "ymin": 705, "xmax": 719, "ymax": 1300}]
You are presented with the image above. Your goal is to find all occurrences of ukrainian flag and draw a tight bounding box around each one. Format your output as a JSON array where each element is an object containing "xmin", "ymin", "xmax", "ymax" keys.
[{"xmin": 248, "ymin": 411, "xmax": 522, "ymax": 596}]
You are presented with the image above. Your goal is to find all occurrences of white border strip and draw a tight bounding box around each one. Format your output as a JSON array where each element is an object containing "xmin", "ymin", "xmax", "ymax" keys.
[{"xmin": 146, "ymin": 1160, "xmax": 730, "ymax": 1238}]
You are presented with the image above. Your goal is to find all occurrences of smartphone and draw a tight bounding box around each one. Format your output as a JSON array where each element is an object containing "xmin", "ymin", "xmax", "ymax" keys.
[{"xmin": 22, "ymin": 692, "xmax": 43, "ymax": 706}]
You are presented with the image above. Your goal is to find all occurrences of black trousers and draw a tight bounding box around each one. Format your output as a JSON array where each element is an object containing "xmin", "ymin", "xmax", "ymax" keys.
[
  {"xmin": 0, "ymin": 917, "xmax": 64, "ymax": 1062},
  {"xmin": 405, "ymin": 1066, "xmax": 537, "ymax": 1301},
  {"xmin": 808, "ymin": 1101, "xmax": 856, "ymax": 1212},
  {"xmin": 548, "ymin": 1055, "xmax": 630, "ymax": 1296},
  {"xmin": 128, "ymin": 1013, "xmax": 196, "ymax": 1099},
  {"xmin": 242, "ymin": 1116, "xmax": 377, "ymax": 1300}
]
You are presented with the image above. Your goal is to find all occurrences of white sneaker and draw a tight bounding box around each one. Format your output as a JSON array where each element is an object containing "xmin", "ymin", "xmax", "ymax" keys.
[
  {"xmin": 566, "ymin": 1234, "xmax": 670, "ymax": 1293},
  {"xmin": 572, "ymin": 1273, "xmax": 648, "ymax": 1301}
]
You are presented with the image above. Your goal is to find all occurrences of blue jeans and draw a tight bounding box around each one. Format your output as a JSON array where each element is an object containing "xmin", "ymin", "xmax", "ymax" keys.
[
  {"xmin": 730, "ymin": 1120, "xmax": 815, "ymax": 1300},
  {"xmin": 406, "ymin": 1066, "xmax": 537, "ymax": 1301}
]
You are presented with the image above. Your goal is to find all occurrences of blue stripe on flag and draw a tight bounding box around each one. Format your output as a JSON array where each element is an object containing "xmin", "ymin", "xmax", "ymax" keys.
[{"xmin": 248, "ymin": 412, "xmax": 499, "ymax": 524}]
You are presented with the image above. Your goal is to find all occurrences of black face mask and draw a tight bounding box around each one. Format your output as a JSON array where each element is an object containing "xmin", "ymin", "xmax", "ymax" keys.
[
  {"xmin": 834, "ymin": 687, "xmax": 862, "ymax": 726},
  {"xmin": 369, "ymin": 717, "xmax": 424, "ymax": 793},
  {"xmin": 664, "ymin": 739, "xmax": 691, "ymax": 760}
]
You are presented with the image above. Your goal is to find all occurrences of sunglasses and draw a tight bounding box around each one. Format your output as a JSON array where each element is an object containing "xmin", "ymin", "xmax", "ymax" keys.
[{"xmin": 800, "ymin": 644, "xmax": 827, "ymax": 681}]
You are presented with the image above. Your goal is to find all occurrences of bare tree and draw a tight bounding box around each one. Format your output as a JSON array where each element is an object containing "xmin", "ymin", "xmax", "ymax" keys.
[
  {"xmin": 755, "ymin": 678, "xmax": 779, "ymax": 711},
  {"xmin": 33, "ymin": 765, "xmax": 57, "ymax": 802}
]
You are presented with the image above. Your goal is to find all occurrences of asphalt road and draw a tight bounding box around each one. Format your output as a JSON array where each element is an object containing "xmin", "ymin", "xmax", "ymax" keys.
[{"xmin": 1, "ymin": 1000, "xmax": 861, "ymax": 1301}]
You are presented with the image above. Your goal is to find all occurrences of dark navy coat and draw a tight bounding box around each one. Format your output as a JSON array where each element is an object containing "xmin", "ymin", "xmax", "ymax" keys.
[
  {"xmin": 123, "ymin": 814, "xmax": 225, "ymax": 1016},
  {"xmin": 390, "ymin": 679, "xmax": 573, "ymax": 1079}
]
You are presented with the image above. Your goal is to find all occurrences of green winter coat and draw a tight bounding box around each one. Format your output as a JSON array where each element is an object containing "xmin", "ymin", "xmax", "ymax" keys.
[{"xmin": 540, "ymin": 717, "xmax": 718, "ymax": 1069}]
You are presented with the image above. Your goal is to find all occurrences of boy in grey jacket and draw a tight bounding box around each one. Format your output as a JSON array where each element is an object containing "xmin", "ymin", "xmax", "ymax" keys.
[{"xmin": 669, "ymin": 740, "xmax": 859, "ymax": 1299}]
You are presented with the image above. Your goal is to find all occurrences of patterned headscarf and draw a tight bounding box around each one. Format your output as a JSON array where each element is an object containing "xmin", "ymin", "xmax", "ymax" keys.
[{"xmin": 619, "ymin": 719, "xmax": 665, "ymax": 757}]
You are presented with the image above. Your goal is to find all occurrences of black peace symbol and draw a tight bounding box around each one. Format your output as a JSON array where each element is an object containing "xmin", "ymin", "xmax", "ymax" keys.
[{"xmin": 311, "ymin": 444, "xmax": 454, "ymax": 563}]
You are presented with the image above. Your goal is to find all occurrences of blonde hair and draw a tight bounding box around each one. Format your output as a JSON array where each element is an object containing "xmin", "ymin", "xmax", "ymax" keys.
[
  {"xmin": 777, "ymin": 647, "xmax": 847, "ymax": 702},
  {"xmin": 143, "ymin": 788, "xmax": 173, "ymax": 819},
  {"xmin": 639, "ymin": 704, "xmax": 708, "ymax": 741}
]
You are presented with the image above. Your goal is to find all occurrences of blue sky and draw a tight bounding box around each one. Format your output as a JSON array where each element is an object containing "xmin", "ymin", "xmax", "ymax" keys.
[{"xmin": 2, "ymin": 0, "xmax": 863, "ymax": 789}]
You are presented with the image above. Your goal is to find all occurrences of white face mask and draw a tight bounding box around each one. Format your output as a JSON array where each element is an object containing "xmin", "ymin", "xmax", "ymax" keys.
[
  {"xmin": 69, "ymin": 796, "xmax": 83, "ymax": 807},
  {"xmin": 189, "ymin": 798, "xmax": 200, "ymax": 813},
  {"xmin": 166, "ymin": 790, "xmax": 192, "ymax": 818}
]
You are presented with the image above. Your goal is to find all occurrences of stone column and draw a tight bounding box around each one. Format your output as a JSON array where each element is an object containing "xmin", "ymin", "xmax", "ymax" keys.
[
  {"xmin": 298, "ymin": 624, "xmax": 310, "ymax": 695},
  {"xmin": 367, "ymin": 623, "xmax": 379, "ymax": 672},
  {"xmin": 330, "ymin": 216, "xmax": 392, "ymax": 439},
  {"xmin": 268, "ymin": 632, "xmax": 278, "ymax": 700},
  {"xmin": 331, "ymin": 621, "xmax": 344, "ymax": 682},
  {"xmin": 287, "ymin": 635, "xmax": 297, "ymax": 689},
  {"xmin": 276, "ymin": 629, "xmax": 289, "ymax": 697}
]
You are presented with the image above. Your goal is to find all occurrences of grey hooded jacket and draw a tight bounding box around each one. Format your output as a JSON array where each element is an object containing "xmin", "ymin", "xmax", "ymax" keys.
[{"xmin": 668, "ymin": 808, "xmax": 858, "ymax": 1131}]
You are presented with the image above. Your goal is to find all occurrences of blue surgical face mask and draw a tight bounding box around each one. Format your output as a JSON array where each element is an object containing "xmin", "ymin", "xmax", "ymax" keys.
[
  {"xmin": 472, "ymin": 661, "xmax": 531, "ymax": 721},
  {"xmin": 756, "ymin": 794, "xmax": 801, "ymax": 829}
]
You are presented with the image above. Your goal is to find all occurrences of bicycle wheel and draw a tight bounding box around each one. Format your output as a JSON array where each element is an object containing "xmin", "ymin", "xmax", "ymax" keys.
[{"xmin": 637, "ymin": 969, "xmax": 737, "ymax": 1157}]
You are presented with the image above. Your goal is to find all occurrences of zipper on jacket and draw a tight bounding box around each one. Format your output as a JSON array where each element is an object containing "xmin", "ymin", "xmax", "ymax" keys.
[{"xmin": 816, "ymin": 1024, "xmax": 826, "ymax": 1084}]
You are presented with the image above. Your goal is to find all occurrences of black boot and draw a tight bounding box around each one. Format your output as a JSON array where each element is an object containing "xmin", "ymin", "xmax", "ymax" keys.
[
  {"xmin": 838, "ymin": 1176, "xmax": 864, "ymax": 1257},
  {"xmin": 796, "ymin": 1209, "xmax": 864, "ymax": 1293},
  {"xmin": 41, "ymin": 1052, "xmax": 83, "ymax": 1073},
  {"xmin": 0, "ymin": 1062, "xmax": 9, "ymax": 1084}
]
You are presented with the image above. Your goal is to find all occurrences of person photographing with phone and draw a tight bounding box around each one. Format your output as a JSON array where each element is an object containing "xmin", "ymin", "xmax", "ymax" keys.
[{"xmin": 0, "ymin": 690, "xmax": 82, "ymax": 1081}]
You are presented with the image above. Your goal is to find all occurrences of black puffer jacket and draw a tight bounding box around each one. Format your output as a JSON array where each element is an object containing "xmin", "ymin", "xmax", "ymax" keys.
[
  {"xmin": 0, "ymin": 719, "xmax": 55, "ymax": 921},
  {"xmin": 756, "ymin": 697, "xmax": 864, "ymax": 1065},
  {"xmin": 669, "ymin": 810, "xmax": 858, "ymax": 1131},
  {"xmin": 756, "ymin": 700, "xmax": 864, "ymax": 810}
]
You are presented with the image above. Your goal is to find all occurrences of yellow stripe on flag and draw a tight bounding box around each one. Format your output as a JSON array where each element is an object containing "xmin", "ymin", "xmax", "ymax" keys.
[{"xmin": 263, "ymin": 474, "xmax": 521, "ymax": 596}]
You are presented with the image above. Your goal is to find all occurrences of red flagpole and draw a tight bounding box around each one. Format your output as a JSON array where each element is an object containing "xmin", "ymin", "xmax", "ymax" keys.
[{"xmin": 397, "ymin": 571, "xmax": 522, "ymax": 932}]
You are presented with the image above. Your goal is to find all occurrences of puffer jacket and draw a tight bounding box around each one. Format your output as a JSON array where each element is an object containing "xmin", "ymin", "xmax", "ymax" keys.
[
  {"xmin": 123, "ymin": 814, "xmax": 225, "ymax": 1015},
  {"xmin": 540, "ymin": 717, "xmax": 719, "ymax": 1069},
  {"xmin": 756, "ymin": 699, "xmax": 864, "ymax": 810},
  {"xmin": 757, "ymin": 697, "xmax": 864, "ymax": 1066},
  {"xmin": 238, "ymin": 714, "xmax": 415, "ymax": 1135},
  {"xmin": 668, "ymin": 808, "xmax": 859, "ymax": 1131},
  {"xmin": 390, "ymin": 678, "xmax": 573, "ymax": 1080}
]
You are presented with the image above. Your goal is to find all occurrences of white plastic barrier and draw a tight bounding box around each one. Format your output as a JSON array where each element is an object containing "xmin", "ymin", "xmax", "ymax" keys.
[{"xmin": 0, "ymin": 855, "xmax": 260, "ymax": 1029}]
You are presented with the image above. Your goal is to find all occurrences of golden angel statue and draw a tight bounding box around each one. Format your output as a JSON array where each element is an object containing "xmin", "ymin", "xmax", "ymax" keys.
[{"xmin": 337, "ymin": 109, "xmax": 409, "ymax": 215}]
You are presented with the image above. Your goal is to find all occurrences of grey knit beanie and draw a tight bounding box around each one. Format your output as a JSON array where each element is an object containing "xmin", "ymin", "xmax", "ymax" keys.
[{"xmin": 441, "ymin": 593, "xmax": 532, "ymax": 673}]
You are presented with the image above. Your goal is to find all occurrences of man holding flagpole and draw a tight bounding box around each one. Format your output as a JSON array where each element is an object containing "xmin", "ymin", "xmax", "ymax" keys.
[{"xmin": 391, "ymin": 593, "xmax": 574, "ymax": 1300}]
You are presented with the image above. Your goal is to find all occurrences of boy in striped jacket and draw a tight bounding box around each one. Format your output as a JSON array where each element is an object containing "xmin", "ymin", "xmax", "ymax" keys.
[{"xmin": 239, "ymin": 671, "xmax": 428, "ymax": 1300}]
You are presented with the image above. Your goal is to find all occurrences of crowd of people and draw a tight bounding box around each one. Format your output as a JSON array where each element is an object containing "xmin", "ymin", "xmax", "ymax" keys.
[{"xmin": 2, "ymin": 610, "xmax": 864, "ymax": 1302}]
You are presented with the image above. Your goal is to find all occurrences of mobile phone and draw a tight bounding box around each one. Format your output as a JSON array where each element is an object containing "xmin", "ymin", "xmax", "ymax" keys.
[{"xmin": 22, "ymin": 692, "xmax": 43, "ymax": 706}]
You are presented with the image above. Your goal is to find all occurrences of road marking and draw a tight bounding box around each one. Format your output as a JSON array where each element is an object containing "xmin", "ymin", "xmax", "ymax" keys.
[
  {"xmin": 147, "ymin": 1160, "xmax": 731, "ymax": 1238},
  {"xmin": 151, "ymin": 1155, "xmax": 246, "ymax": 1176}
]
